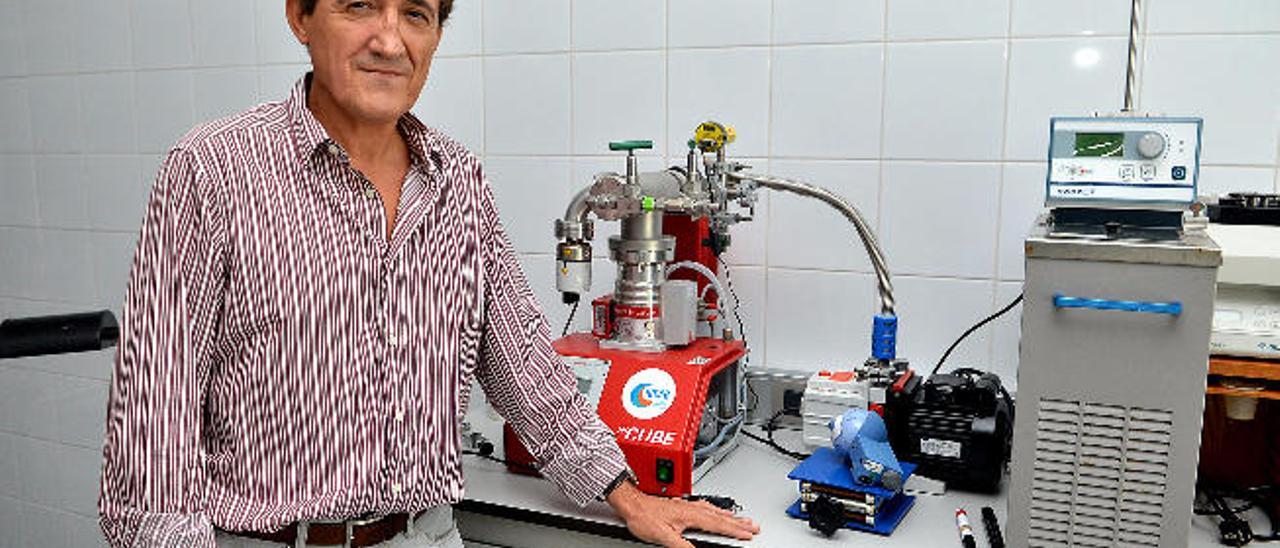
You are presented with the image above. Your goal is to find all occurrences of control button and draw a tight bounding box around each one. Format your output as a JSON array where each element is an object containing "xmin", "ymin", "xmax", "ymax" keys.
[
  {"xmin": 1171, "ymin": 165, "xmax": 1186, "ymax": 180},
  {"xmin": 656, "ymin": 458, "xmax": 674, "ymax": 484},
  {"xmin": 1119, "ymin": 164, "xmax": 1136, "ymax": 181},
  {"xmin": 1140, "ymin": 164, "xmax": 1156, "ymax": 180},
  {"xmin": 1137, "ymin": 132, "xmax": 1166, "ymax": 159}
]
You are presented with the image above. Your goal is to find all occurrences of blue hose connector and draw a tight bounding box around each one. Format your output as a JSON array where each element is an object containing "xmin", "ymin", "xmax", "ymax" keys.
[{"xmin": 872, "ymin": 314, "xmax": 897, "ymax": 361}]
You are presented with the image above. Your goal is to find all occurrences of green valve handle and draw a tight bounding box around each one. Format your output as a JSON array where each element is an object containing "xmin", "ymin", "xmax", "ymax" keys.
[{"xmin": 608, "ymin": 140, "xmax": 653, "ymax": 152}]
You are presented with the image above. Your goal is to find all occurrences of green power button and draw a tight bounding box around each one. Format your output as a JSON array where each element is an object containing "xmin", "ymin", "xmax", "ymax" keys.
[
  {"xmin": 641, "ymin": 196, "xmax": 656, "ymax": 211},
  {"xmin": 656, "ymin": 458, "xmax": 674, "ymax": 484}
]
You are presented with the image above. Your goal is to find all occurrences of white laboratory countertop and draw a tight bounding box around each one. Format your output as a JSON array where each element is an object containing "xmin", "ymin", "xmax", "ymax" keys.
[{"xmin": 456, "ymin": 412, "xmax": 1238, "ymax": 547}]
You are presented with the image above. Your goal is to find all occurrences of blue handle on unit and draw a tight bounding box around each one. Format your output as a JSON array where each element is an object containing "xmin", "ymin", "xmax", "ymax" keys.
[{"xmin": 1052, "ymin": 294, "xmax": 1182, "ymax": 316}]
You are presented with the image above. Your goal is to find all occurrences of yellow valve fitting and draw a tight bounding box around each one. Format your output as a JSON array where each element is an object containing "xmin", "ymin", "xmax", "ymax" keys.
[{"xmin": 693, "ymin": 121, "xmax": 736, "ymax": 153}]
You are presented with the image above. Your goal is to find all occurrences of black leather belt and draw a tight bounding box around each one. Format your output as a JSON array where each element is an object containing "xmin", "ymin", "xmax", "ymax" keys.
[{"xmin": 219, "ymin": 510, "xmax": 427, "ymax": 547}]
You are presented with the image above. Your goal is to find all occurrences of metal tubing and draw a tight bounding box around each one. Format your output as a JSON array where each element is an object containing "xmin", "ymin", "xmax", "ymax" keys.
[
  {"xmin": 1123, "ymin": 0, "xmax": 1142, "ymax": 112},
  {"xmin": 563, "ymin": 186, "xmax": 592, "ymax": 225},
  {"xmin": 731, "ymin": 172, "xmax": 896, "ymax": 314}
]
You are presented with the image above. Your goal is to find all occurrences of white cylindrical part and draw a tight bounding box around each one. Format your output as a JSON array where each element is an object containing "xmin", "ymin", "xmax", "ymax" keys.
[
  {"xmin": 1223, "ymin": 395, "xmax": 1259, "ymax": 421},
  {"xmin": 1219, "ymin": 381, "xmax": 1264, "ymax": 421},
  {"xmin": 660, "ymin": 280, "xmax": 698, "ymax": 346},
  {"xmin": 556, "ymin": 259, "xmax": 592, "ymax": 295}
]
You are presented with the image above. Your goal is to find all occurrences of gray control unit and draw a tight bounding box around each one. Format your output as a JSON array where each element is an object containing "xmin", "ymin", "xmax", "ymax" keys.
[{"xmin": 1007, "ymin": 219, "xmax": 1220, "ymax": 547}]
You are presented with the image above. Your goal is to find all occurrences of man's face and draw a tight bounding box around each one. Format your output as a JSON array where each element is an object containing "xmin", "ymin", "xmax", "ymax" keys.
[{"xmin": 288, "ymin": 0, "xmax": 442, "ymax": 123}]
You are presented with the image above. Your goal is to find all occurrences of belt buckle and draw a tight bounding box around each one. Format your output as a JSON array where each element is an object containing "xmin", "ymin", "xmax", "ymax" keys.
[
  {"xmin": 344, "ymin": 514, "xmax": 387, "ymax": 548},
  {"xmin": 294, "ymin": 522, "xmax": 309, "ymax": 548}
]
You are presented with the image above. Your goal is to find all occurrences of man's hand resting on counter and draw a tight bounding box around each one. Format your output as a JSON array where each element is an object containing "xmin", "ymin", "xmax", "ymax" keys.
[{"xmin": 607, "ymin": 480, "xmax": 760, "ymax": 547}]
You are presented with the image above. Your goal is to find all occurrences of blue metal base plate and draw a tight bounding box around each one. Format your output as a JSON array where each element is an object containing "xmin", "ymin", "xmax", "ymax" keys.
[{"xmin": 784, "ymin": 447, "xmax": 918, "ymax": 536}]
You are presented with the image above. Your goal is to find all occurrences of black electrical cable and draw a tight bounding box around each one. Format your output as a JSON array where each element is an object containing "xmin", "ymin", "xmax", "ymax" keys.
[
  {"xmin": 931, "ymin": 293, "xmax": 1025, "ymax": 377},
  {"xmin": 462, "ymin": 450, "xmax": 541, "ymax": 473},
  {"xmin": 719, "ymin": 258, "xmax": 749, "ymax": 356},
  {"xmin": 741, "ymin": 410, "xmax": 811, "ymax": 461},
  {"xmin": 562, "ymin": 299, "xmax": 579, "ymax": 337},
  {"xmin": 683, "ymin": 494, "xmax": 741, "ymax": 512},
  {"xmin": 719, "ymin": 258, "xmax": 757, "ymax": 415},
  {"xmin": 1195, "ymin": 484, "xmax": 1280, "ymax": 545}
]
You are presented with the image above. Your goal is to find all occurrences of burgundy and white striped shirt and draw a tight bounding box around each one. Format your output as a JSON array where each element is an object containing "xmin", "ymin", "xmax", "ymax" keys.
[{"xmin": 98, "ymin": 75, "xmax": 628, "ymax": 547}]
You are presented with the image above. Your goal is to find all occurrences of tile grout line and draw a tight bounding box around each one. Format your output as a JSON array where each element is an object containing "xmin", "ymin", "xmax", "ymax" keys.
[
  {"xmin": 665, "ymin": 0, "xmax": 675, "ymax": 161},
  {"xmin": 987, "ymin": 0, "xmax": 1019, "ymax": 364},
  {"xmin": 567, "ymin": 0, "xmax": 574, "ymax": 157},
  {"xmin": 761, "ymin": 0, "xmax": 778, "ymax": 366},
  {"xmin": 3, "ymin": 30, "xmax": 1278, "ymax": 81},
  {"xmin": 874, "ymin": 0, "xmax": 891, "ymax": 325},
  {"xmin": 0, "ymin": 426, "xmax": 106, "ymax": 453},
  {"xmin": 3, "ymin": 151, "xmax": 1276, "ymax": 169},
  {"xmin": 0, "ymin": 492, "xmax": 102, "ymax": 523},
  {"xmin": 478, "ymin": 0, "xmax": 487, "ymax": 160}
]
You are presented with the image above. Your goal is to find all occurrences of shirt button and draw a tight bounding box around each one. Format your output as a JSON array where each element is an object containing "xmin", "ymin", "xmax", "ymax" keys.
[
  {"xmin": 391, "ymin": 483, "xmax": 403, "ymax": 495},
  {"xmin": 395, "ymin": 408, "xmax": 404, "ymax": 421},
  {"xmin": 388, "ymin": 334, "xmax": 399, "ymax": 347},
  {"xmin": 327, "ymin": 143, "xmax": 340, "ymax": 155},
  {"xmin": 364, "ymin": 187, "xmax": 377, "ymax": 199}
]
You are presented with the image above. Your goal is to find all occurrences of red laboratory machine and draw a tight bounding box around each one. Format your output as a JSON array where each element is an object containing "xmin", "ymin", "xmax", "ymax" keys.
[{"xmin": 503, "ymin": 122, "xmax": 902, "ymax": 497}]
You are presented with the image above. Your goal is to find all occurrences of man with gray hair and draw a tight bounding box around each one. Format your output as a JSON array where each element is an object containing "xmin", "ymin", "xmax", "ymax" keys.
[{"xmin": 98, "ymin": 1, "xmax": 759, "ymax": 547}]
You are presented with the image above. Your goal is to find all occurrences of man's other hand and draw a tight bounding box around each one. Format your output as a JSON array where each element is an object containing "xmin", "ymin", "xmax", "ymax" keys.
[{"xmin": 606, "ymin": 481, "xmax": 760, "ymax": 547}]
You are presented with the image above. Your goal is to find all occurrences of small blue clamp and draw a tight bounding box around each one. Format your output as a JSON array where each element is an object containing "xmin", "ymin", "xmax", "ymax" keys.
[{"xmin": 872, "ymin": 314, "xmax": 897, "ymax": 361}]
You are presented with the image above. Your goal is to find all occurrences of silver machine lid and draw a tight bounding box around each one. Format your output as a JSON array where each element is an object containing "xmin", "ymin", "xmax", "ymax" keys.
[{"xmin": 1026, "ymin": 214, "xmax": 1221, "ymax": 267}]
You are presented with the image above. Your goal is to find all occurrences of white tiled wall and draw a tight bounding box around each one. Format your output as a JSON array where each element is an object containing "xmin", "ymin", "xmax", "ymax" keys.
[{"xmin": 0, "ymin": 1, "xmax": 1277, "ymax": 545}]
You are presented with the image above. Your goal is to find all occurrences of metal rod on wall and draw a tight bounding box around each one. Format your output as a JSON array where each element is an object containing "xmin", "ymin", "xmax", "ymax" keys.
[{"xmin": 1123, "ymin": 0, "xmax": 1143, "ymax": 112}]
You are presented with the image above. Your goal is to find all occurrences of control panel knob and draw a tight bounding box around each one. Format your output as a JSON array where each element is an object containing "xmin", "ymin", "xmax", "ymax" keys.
[{"xmin": 1137, "ymin": 132, "xmax": 1166, "ymax": 159}]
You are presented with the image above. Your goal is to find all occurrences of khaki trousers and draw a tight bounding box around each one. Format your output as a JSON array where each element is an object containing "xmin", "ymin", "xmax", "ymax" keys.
[{"xmin": 215, "ymin": 506, "xmax": 463, "ymax": 548}]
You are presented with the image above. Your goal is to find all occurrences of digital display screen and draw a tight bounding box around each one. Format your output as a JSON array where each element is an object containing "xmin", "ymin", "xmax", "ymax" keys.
[{"xmin": 1074, "ymin": 132, "xmax": 1125, "ymax": 158}]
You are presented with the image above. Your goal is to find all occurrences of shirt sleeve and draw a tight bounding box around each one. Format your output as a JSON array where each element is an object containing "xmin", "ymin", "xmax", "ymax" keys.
[
  {"xmin": 99, "ymin": 148, "xmax": 227, "ymax": 547},
  {"xmin": 472, "ymin": 170, "xmax": 630, "ymax": 507}
]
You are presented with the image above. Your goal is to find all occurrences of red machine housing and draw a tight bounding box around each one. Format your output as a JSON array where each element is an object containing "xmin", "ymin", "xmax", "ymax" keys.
[
  {"xmin": 505, "ymin": 334, "xmax": 745, "ymax": 497},
  {"xmin": 570, "ymin": 333, "xmax": 743, "ymax": 496}
]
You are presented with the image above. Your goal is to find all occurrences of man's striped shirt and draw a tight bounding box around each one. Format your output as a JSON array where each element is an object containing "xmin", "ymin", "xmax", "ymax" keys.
[{"xmin": 98, "ymin": 75, "xmax": 627, "ymax": 547}]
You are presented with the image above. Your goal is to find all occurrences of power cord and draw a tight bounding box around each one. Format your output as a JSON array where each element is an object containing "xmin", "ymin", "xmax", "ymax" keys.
[
  {"xmin": 741, "ymin": 409, "xmax": 811, "ymax": 461},
  {"xmin": 683, "ymin": 494, "xmax": 741, "ymax": 512},
  {"xmin": 1195, "ymin": 484, "xmax": 1280, "ymax": 546},
  {"xmin": 460, "ymin": 430, "xmax": 542, "ymax": 474},
  {"xmin": 462, "ymin": 449, "xmax": 541, "ymax": 474},
  {"xmin": 718, "ymin": 258, "xmax": 749, "ymax": 364},
  {"xmin": 718, "ymin": 258, "xmax": 756, "ymax": 417},
  {"xmin": 931, "ymin": 293, "xmax": 1024, "ymax": 376}
]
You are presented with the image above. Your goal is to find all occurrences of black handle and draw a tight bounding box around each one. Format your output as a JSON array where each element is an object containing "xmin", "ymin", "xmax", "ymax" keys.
[{"xmin": 0, "ymin": 310, "xmax": 120, "ymax": 359}]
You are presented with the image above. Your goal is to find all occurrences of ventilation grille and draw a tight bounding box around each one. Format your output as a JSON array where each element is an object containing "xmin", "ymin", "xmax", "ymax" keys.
[
  {"xmin": 909, "ymin": 406, "xmax": 972, "ymax": 437},
  {"xmin": 1027, "ymin": 398, "xmax": 1172, "ymax": 547}
]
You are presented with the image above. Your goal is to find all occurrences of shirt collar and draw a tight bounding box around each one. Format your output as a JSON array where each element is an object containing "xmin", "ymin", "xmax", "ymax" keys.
[{"xmin": 286, "ymin": 73, "xmax": 442, "ymax": 173}]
